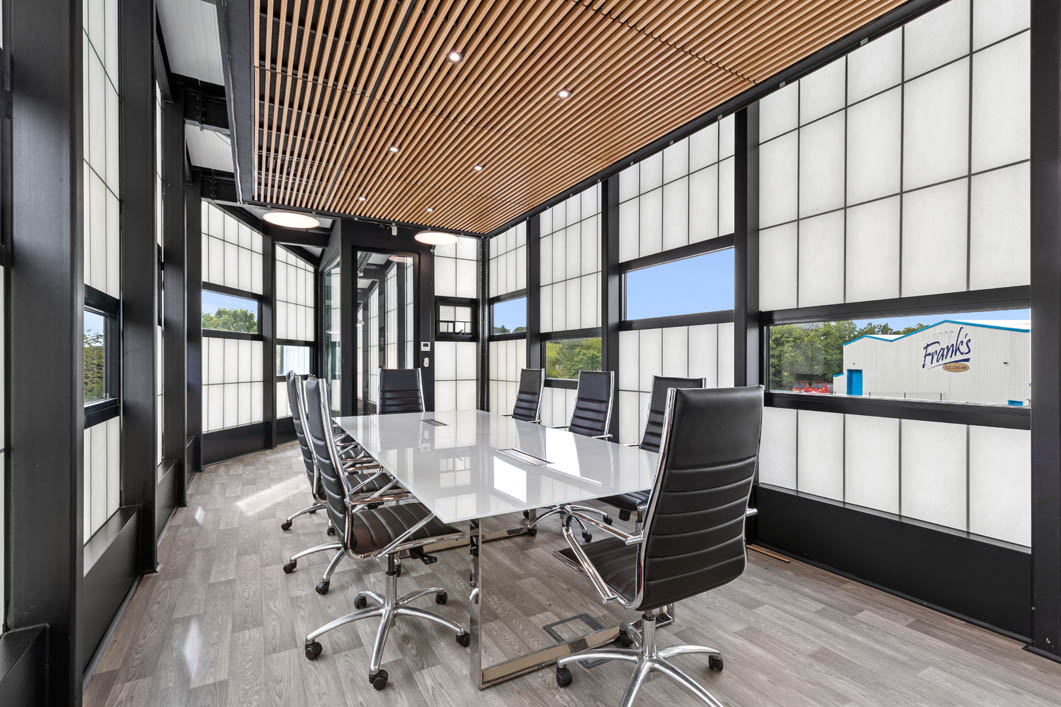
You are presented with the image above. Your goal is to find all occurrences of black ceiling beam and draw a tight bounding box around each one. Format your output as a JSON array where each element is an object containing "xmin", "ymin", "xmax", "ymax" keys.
[
  {"xmin": 177, "ymin": 76, "xmax": 229, "ymax": 133},
  {"xmin": 216, "ymin": 0, "xmax": 255, "ymax": 203}
]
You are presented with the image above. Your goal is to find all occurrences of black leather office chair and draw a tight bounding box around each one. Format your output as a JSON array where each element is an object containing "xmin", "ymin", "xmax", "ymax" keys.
[
  {"xmin": 377, "ymin": 368, "xmax": 424, "ymax": 414},
  {"xmin": 526, "ymin": 370, "xmax": 616, "ymax": 541},
  {"xmin": 280, "ymin": 372, "xmax": 393, "ymax": 596},
  {"xmin": 301, "ymin": 376, "xmax": 470, "ymax": 690},
  {"xmin": 509, "ymin": 368, "xmax": 545, "ymax": 422},
  {"xmin": 554, "ymin": 386, "xmax": 763, "ymax": 706},
  {"xmin": 600, "ymin": 375, "xmax": 705, "ymax": 528}
]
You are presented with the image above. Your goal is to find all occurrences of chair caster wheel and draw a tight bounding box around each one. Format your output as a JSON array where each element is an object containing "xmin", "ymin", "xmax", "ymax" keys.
[
  {"xmin": 435, "ymin": 591, "xmax": 448, "ymax": 605},
  {"xmin": 280, "ymin": 520, "xmax": 292, "ymax": 531},
  {"xmin": 526, "ymin": 527, "xmax": 538, "ymax": 537},
  {"xmin": 709, "ymin": 654, "xmax": 724, "ymax": 672},
  {"xmin": 456, "ymin": 631, "xmax": 470, "ymax": 647},
  {"xmin": 556, "ymin": 665, "xmax": 572, "ymax": 688},
  {"xmin": 304, "ymin": 641, "xmax": 322, "ymax": 661},
  {"xmin": 582, "ymin": 532, "xmax": 593, "ymax": 543},
  {"xmin": 282, "ymin": 560, "xmax": 296, "ymax": 574},
  {"xmin": 315, "ymin": 581, "xmax": 330, "ymax": 595},
  {"xmin": 354, "ymin": 595, "xmax": 368, "ymax": 609},
  {"xmin": 616, "ymin": 627, "xmax": 635, "ymax": 648},
  {"xmin": 522, "ymin": 510, "xmax": 530, "ymax": 519},
  {"xmin": 603, "ymin": 515, "xmax": 613, "ymax": 525},
  {"xmin": 326, "ymin": 526, "xmax": 336, "ymax": 536},
  {"xmin": 370, "ymin": 669, "xmax": 388, "ymax": 691}
]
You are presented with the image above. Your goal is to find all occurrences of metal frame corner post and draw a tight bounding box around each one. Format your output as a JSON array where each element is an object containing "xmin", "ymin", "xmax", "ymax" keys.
[
  {"xmin": 603, "ymin": 175, "xmax": 621, "ymax": 440},
  {"xmin": 734, "ymin": 103, "xmax": 760, "ymax": 390}
]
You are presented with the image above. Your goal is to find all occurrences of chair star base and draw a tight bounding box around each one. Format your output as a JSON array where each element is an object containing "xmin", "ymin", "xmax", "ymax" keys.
[{"xmin": 557, "ymin": 611, "xmax": 725, "ymax": 707}]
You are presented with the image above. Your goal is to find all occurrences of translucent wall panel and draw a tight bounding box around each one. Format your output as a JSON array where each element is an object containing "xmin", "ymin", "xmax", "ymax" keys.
[
  {"xmin": 405, "ymin": 260, "xmax": 414, "ymax": 366},
  {"xmin": 435, "ymin": 341, "xmax": 477, "ymax": 412},
  {"xmin": 366, "ymin": 288, "xmax": 379, "ymax": 404},
  {"xmin": 83, "ymin": 416, "xmax": 120, "ymax": 540},
  {"xmin": 488, "ymin": 223, "xmax": 526, "ymax": 298},
  {"xmin": 275, "ymin": 246, "xmax": 315, "ymax": 342},
  {"xmin": 616, "ymin": 323, "xmax": 733, "ymax": 444},
  {"xmin": 435, "ymin": 235, "xmax": 478, "ymax": 299},
  {"xmin": 201, "ymin": 202, "xmax": 264, "ymax": 294},
  {"xmin": 155, "ymin": 83, "xmax": 164, "ymax": 466},
  {"xmin": 540, "ymin": 185, "xmax": 600, "ymax": 332},
  {"xmin": 201, "ymin": 338, "xmax": 265, "ymax": 432},
  {"xmin": 541, "ymin": 387, "xmax": 578, "ymax": 428},
  {"xmin": 757, "ymin": 407, "xmax": 1028, "ymax": 546},
  {"xmin": 385, "ymin": 263, "xmax": 398, "ymax": 368},
  {"xmin": 618, "ymin": 116, "xmax": 734, "ymax": 263},
  {"xmin": 757, "ymin": 0, "xmax": 1029, "ymax": 310},
  {"xmin": 488, "ymin": 338, "xmax": 524, "ymax": 414}
]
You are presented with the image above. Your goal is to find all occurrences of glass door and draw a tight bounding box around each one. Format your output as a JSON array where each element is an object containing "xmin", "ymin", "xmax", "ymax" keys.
[{"xmin": 356, "ymin": 249, "xmax": 417, "ymax": 414}]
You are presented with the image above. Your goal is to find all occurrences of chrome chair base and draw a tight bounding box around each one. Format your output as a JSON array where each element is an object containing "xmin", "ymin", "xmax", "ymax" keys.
[
  {"xmin": 557, "ymin": 611, "xmax": 725, "ymax": 707},
  {"xmin": 279, "ymin": 501, "xmax": 324, "ymax": 531},
  {"xmin": 527, "ymin": 503, "xmax": 612, "ymax": 542},
  {"xmin": 303, "ymin": 555, "xmax": 469, "ymax": 690}
]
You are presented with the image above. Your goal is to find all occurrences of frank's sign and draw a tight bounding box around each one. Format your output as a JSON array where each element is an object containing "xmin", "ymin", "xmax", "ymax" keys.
[{"xmin": 922, "ymin": 326, "xmax": 971, "ymax": 373}]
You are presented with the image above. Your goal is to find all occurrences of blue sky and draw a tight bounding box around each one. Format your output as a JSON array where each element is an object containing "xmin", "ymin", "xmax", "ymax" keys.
[
  {"xmin": 84, "ymin": 310, "xmax": 104, "ymax": 337},
  {"xmin": 626, "ymin": 250, "xmax": 735, "ymax": 319},
  {"xmin": 493, "ymin": 296, "xmax": 527, "ymax": 331},
  {"xmin": 202, "ymin": 290, "xmax": 256, "ymax": 316},
  {"xmin": 852, "ymin": 308, "xmax": 1030, "ymax": 331}
]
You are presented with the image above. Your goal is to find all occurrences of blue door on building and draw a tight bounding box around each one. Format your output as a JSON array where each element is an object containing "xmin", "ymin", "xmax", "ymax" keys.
[{"xmin": 847, "ymin": 369, "xmax": 863, "ymax": 396}]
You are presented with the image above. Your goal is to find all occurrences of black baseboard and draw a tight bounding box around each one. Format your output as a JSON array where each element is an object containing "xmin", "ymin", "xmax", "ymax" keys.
[
  {"xmin": 276, "ymin": 415, "xmax": 296, "ymax": 445},
  {"xmin": 79, "ymin": 507, "xmax": 139, "ymax": 672},
  {"xmin": 0, "ymin": 627, "xmax": 47, "ymax": 706},
  {"xmin": 155, "ymin": 460, "xmax": 177, "ymax": 537},
  {"xmin": 185, "ymin": 434, "xmax": 200, "ymax": 484},
  {"xmin": 203, "ymin": 422, "xmax": 268, "ymax": 465},
  {"xmin": 754, "ymin": 485, "xmax": 1032, "ymax": 639}
]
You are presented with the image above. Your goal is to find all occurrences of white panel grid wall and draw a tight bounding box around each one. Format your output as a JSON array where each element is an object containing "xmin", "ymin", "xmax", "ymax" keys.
[
  {"xmin": 488, "ymin": 339, "xmax": 524, "ymax": 414},
  {"xmin": 617, "ymin": 323, "xmax": 735, "ymax": 444},
  {"xmin": 201, "ymin": 202, "xmax": 264, "ymax": 293},
  {"xmin": 757, "ymin": 0, "xmax": 1030, "ymax": 310},
  {"xmin": 539, "ymin": 185, "xmax": 601, "ymax": 332},
  {"xmin": 202, "ymin": 338, "xmax": 265, "ymax": 432},
  {"xmin": 366, "ymin": 288, "xmax": 379, "ymax": 404},
  {"xmin": 405, "ymin": 260, "xmax": 414, "ymax": 366},
  {"xmin": 618, "ymin": 115, "xmax": 735, "ymax": 263},
  {"xmin": 540, "ymin": 387, "xmax": 578, "ymax": 428},
  {"xmin": 84, "ymin": 416, "xmax": 120, "ymax": 540},
  {"xmin": 385, "ymin": 264, "xmax": 398, "ymax": 368},
  {"xmin": 434, "ymin": 341, "xmax": 477, "ymax": 411},
  {"xmin": 757, "ymin": 407, "xmax": 1031, "ymax": 547},
  {"xmin": 488, "ymin": 223, "xmax": 527, "ymax": 298},
  {"xmin": 435, "ymin": 236, "xmax": 478, "ymax": 299},
  {"xmin": 83, "ymin": 0, "xmax": 120, "ymax": 297},
  {"xmin": 275, "ymin": 246, "xmax": 315, "ymax": 342}
]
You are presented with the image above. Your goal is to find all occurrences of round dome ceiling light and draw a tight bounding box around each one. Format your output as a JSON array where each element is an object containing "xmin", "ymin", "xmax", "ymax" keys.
[
  {"xmin": 414, "ymin": 230, "xmax": 459, "ymax": 246},
  {"xmin": 263, "ymin": 210, "xmax": 321, "ymax": 230}
]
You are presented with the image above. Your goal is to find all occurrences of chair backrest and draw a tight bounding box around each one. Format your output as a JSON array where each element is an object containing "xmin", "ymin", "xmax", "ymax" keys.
[
  {"xmin": 286, "ymin": 371, "xmax": 318, "ymax": 494},
  {"xmin": 640, "ymin": 376, "xmax": 705, "ymax": 453},
  {"xmin": 377, "ymin": 368, "xmax": 424, "ymax": 414},
  {"xmin": 635, "ymin": 386, "xmax": 763, "ymax": 612},
  {"xmin": 568, "ymin": 371, "xmax": 614, "ymax": 438},
  {"xmin": 303, "ymin": 376, "xmax": 353, "ymax": 544},
  {"xmin": 512, "ymin": 368, "xmax": 545, "ymax": 422}
]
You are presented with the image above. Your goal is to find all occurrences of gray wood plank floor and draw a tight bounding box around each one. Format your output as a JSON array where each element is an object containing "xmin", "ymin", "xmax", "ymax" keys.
[{"xmin": 84, "ymin": 442, "xmax": 1061, "ymax": 706}]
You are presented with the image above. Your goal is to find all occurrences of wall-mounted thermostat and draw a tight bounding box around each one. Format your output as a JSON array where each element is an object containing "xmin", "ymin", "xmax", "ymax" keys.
[{"xmin": 420, "ymin": 341, "xmax": 431, "ymax": 352}]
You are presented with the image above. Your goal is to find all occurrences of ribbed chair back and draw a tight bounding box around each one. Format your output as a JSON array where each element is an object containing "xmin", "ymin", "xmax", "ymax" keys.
[
  {"xmin": 567, "ymin": 371, "xmax": 614, "ymax": 438},
  {"xmin": 286, "ymin": 371, "xmax": 318, "ymax": 494},
  {"xmin": 377, "ymin": 369, "xmax": 424, "ymax": 414},
  {"xmin": 512, "ymin": 368, "xmax": 545, "ymax": 422},
  {"xmin": 303, "ymin": 376, "xmax": 353, "ymax": 544},
  {"xmin": 639, "ymin": 376, "xmax": 705, "ymax": 453}
]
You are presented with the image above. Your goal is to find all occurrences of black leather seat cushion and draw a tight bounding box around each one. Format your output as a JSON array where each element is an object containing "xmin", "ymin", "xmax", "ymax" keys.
[
  {"xmin": 350, "ymin": 502, "xmax": 459, "ymax": 555},
  {"xmin": 557, "ymin": 537, "xmax": 638, "ymax": 603},
  {"xmin": 599, "ymin": 489, "xmax": 650, "ymax": 512},
  {"xmin": 346, "ymin": 471, "xmax": 390, "ymax": 495}
]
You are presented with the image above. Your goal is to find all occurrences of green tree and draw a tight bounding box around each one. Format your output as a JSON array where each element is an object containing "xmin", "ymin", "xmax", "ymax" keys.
[
  {"xmin": 203, "ymin": 307, "xmax": 258, "ymax": 334},
  {"xmin": 546, "ymin": 338, "xmax": 602, "ymax": 379},
  {"xmin": 84, "ymin": 332, "xmax": 106, "ymax": 402}
]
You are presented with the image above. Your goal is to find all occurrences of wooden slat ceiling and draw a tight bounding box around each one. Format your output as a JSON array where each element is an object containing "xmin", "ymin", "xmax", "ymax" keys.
[{"xmin": 252, "ymin": 0, "xmax": 906, "ymax": 234}]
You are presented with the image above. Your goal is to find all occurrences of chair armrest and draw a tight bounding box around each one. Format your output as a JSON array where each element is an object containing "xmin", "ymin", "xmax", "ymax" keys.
[
  {"xmin": 592, "ymin": 433, "xmax": 613, "ymax": 441},
  {"xmin": 372, "ymin": 511, "xmax": 437, "ymax": 557},
  {"xmin": 746, "ymin": 507, "xmax": 758, "ymax": 517},
  {"xmin": 622, "ymin": 443, "xmax": 639, "ymax": 448},
  {"xmin": 560, "ymin": 516, "xmax": 619, "ymax": 604},
  {"xmin": 568, "ymin": 510, "xmax": 643, "ymax": 546},
  {"xmin": 550, "ymin": 425, "xmax": 569, "ymax": 430},
  {"xmin": 501, "ymin": 413, "xmax": 513, "ymax": 417}
]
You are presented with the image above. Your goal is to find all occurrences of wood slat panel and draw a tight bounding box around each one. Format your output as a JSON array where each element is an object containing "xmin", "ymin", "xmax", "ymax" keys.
[{"xmin": 251, "ymin": 0, "xmax": 907, "ymax": 233}]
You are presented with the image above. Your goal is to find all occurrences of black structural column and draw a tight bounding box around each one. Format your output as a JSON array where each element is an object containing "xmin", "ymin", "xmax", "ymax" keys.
[
  {"xmin": 120, "ymin": 0, "xmax": 159, "ymax": 572},
  {"xmin": 734, "ymin": 105, "xmax": 760, "ymax": 388},
  {"xmin": 263, "ymin": 235, "xmax": 276, "ymax": 446},
  {"xmin": 7, "ymin": 0, "xmax": 83, "ymax": 702},
  {"xmin": 526, "ymin": 218, "xmax": 541, "ymax": 370},
  {"xmin": 478, "ymin": 237, "xmax": 489, "ymax": 410},
  {"xmin": 186, "ymin": 174, "xmax": 204, "ymax": 481},
  {"xmin": 602, "ymin": 176, "xmax": 621, "ymax": 440},
  {"xmin": 1030, "ymin": 0, "xmax": 1061, "ymax": 662},
  {"xmin": 162, "ymin": 83, "xmax": 189, "ymax": 504}
]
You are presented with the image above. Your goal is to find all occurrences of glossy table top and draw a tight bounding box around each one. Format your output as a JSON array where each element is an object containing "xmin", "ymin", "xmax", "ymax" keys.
[{"xmin": 333, "ymin": 410, "xmax": 658, "ymax": 524}]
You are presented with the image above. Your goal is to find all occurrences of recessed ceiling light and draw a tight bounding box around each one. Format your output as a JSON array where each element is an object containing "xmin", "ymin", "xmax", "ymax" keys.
[
  {"xmin": 388, "ymin": 254, "xmax": 412, "ymax": 263},
  {"xmin": 263, "ymin": 210, "xmax": 321, "ymax": 230},
  {"xmin": 414, "ymin": 230, "xmax": 459, "ymax": 246},
  {"xmin": 426, "ymin": 207, "xmax": 434, "ymax": 213},
  {"xmin": 389, "ymin": 145, "xmax": 399, "ymax": 153},
  {"xmin": 358, "ymin": 196, "xmax": 367, "ymax": 202},
  {"xmin": 473, "ymin": 165, "xmax": 483, "ymax": 171},
  {"xmin": 557, "ymin": 88, "xmax": 572, "ymax": 99},
  {"xmin": 447, "ymin": 50, "xmax": 463, "ymax": 63}
]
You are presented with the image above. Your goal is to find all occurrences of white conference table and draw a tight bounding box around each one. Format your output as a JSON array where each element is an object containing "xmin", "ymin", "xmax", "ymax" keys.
[{"xmin": 334, "ymin": 409, "xmax": 658, "ymax": 689}]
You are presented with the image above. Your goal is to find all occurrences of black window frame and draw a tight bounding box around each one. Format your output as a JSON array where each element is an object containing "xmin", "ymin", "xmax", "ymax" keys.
[
  {"xmin": 435, "ymin": 296, "xmax": 478, "ymax": 341},
  {"xmin": 200, "ymin": 283, "xmax": 264, "ymax": 338},
  {"xmin": 540, "ymin": 328, "xmax": 603, "ymax": 388},
  {"xmin": 487, "ymin": 290, "xmax": 528, "ymax": 340},
  {"xmin": 84, "ymin": 285, "xmax": 120, "ymax": 427}
]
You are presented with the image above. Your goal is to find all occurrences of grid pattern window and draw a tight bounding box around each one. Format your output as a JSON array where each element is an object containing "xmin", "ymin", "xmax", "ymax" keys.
[
  {"xmin": 759, "ymin": 408, "xmax": 1030, "ymax": 547},
  {"xmin": 405, "ymin": 260, "xmax": 414, "ymax": 366},
  {"xmin": 617, "ymin": 324, "xmax": 734, "ymax": 444},
  {"xmin": 439, "ymin": 304, "xmax": 473, "ymax": 335},
  {"xmin": 201, "ymin": 202, "xmax": 264, "ymax": 294},
  {"xmin": 435, "ymin": 236, "xmax": 478, "ymax": 299},
  {"xmin": 618, "ymin": 115, "xmax": 735, "ymax": 263},
  {"xmin": 385, "ymin": 263, "xmax": 398, "ymax": 367},
  {"xmin": 540, "ymin": 185, "xmax": 601, "ymax": 332},
  {"xmin": 275, "ymin": 246, "xmax": 315, "ymax": 342},
  {"xmin": 757, "ymin": 0, "xmax": 1030, "ymax": 310},
  {"xmin": 84, "ymin": 416, "xmax": 120, "ymax": 540},
  {"xmin": 202, "ymin": 338, "xmax": 265, "ymax": 432},
  {"xmin": 83, "ymin": 0, "xmax": 120, "ymax": 297},
  {"xmin": 366, "ymin": 287, "xmax": 379, "ymax": 404},
  {"xmin": 275, "ymin": 345, "xmax": 311, "ymax": 419},
  {"xmin": 488, "ymin": 339, "xmax": 525, "ymax": 413},
  {"xmin": 435, "ymin": 341, "xmax": 477, "ymax": 411},
  {"xmin": 324, "ymin": 262, "xmax": 341, "ymax": 413},
  {"xmin": 488, "ymin": 222, "xmax": 527, "ymax": 298}
]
